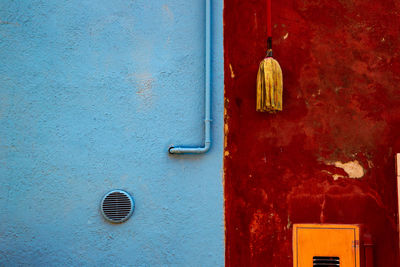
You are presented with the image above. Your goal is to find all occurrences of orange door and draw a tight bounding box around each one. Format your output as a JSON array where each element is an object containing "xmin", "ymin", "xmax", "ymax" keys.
[{"xmin": 293, "ymin": 224, "xmax": 360, "ymax": 267}]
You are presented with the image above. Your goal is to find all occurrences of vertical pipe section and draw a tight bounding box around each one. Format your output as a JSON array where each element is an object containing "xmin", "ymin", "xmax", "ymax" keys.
[
  {"xmin": 396, "ymin": 153, "xmax": 400, "ymax": 254},
  {"xmin": 169, "ymin": 0, "xmax": 211, "ymax": 154}
]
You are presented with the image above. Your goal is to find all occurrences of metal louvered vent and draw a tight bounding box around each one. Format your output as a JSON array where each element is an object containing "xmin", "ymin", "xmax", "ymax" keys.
[
  {"xmin": 101, "ymin": 190, "xmax": 134, "ymax": 223},
  {"xmin": 313, "ymin": 256, "xmax": 340, "ymax": 267}
]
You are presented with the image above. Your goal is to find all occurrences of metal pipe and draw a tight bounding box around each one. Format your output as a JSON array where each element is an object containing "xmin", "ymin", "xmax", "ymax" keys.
[
  {"xmin": 169, "ymin": 0, "xmax": 211, "ymax": 154},
  {"xmin": 396, "ymin": 153, "xmax": 400, "ymax": 255}
]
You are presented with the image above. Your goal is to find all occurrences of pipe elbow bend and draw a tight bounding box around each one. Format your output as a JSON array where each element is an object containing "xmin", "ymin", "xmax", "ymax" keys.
[{"xmin": 169, "ymin": 142, "xmax": 210, "ymax": 154}]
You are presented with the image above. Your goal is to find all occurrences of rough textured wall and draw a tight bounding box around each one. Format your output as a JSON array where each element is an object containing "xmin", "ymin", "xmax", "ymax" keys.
[
  {"xmin": 224, "ymin": 0, "xmax": 400, "ymax": 266},
  {"xmin": 0, "ymin": 0, "xmax": 224, "ymax": 265}
]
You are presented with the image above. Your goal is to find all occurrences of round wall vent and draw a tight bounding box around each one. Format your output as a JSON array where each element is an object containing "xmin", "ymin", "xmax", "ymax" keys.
[{"xmin": 101, "ymin": 190, "xmax": 134, "ymax": 223}]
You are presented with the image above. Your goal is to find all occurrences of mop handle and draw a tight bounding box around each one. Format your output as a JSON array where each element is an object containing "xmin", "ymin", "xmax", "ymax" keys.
[{"xmin": 267, "ymin": 0, "xmax": 272, "ymax": 50}]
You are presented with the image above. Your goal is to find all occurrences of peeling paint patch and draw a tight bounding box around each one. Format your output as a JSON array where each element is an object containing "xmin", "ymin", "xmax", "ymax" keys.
[
  {"xmin": 229, "ymin": 64, "xmax": 235, "ymax": 78},
  {"xmin": 283, "ymin": 32, "xmax": 289, "ymax": 40},
  {"xmin": 286, "ymin": 215, "xmax": 291, "ymax": 230},
  {"xmin": 131, "ymin": 73, "xmax": 155, "ymax": 110},
  {"xmin": 224, "ymin": 123, "xmax": 229, "ymax": 149},
  {"xmin": 0, "ymin": 20, "xmax": 19, "ymax": 26},
  {"xmin": 329, "ymin": 160, "xmax": 365, "ymax": 179},
  {"xmin": 332, "ymin": 174, "xmax": 345, "ymax": 181},
  {"xmin": 367, "ymin": 160, "xmax": 374, "ymax": 168},
  {"xmin": 162, "ymin": 5, "xmax": 174, "ymax": 21}
]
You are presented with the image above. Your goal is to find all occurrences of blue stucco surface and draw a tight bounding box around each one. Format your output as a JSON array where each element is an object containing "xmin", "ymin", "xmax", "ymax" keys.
[{"xmin": 0, "ymin": 0, "xmax": 224, "ymax": 266}]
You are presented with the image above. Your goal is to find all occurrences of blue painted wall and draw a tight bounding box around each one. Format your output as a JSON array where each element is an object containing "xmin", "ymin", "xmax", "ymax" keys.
[{"xmin": 0, "ymin": 0, "xmax": 224, "ymax": 265}]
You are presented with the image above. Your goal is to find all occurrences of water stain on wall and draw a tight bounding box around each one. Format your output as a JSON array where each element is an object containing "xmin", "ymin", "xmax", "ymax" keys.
[
  {"xmin": 224, "ymin": 0, "xmax": 400, "ymax": 266},
  {"xmin": 135, "ymin": 73, "xmax": 155, "ymax": 109}
]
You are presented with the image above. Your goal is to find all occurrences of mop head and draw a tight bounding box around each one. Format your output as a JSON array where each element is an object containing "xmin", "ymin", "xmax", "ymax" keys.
[{"xmin": 256, "ymin": 52, "xmax": 283, "ymax": 113}]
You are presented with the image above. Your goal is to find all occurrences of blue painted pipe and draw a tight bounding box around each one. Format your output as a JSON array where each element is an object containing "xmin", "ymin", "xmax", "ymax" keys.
[{"xmin": 169, "ymin": 0, "xmax": 211, "ymax": 154}]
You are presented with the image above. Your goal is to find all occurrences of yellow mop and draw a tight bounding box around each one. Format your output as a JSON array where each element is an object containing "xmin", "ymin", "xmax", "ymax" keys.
[{"xmin": 256, "ymin": 0, "xmax": 283, "ymax": 113}]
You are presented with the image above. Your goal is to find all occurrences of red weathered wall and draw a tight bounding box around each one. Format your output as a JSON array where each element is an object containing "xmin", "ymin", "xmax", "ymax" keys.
[{"xmin": 224, "ymin": 0, "xmax": 400, "ymax": 266}]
